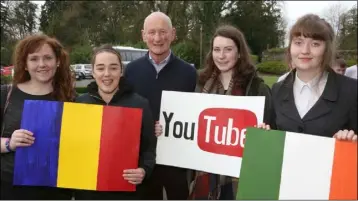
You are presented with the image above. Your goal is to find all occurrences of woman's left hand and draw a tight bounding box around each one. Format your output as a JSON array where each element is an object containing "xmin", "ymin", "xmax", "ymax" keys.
[
  {"xmin": 333, "ymin": 130, "xmax": 357, "ymax": 142},
  {"xmin": 123, "ymin": 168, "xmax": 146, "ymax": 185}
]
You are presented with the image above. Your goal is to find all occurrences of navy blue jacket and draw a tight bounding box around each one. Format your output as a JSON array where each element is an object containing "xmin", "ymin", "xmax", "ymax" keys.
[{"xmin": 124, "ymin": 52, "xmax": 197, "ymax": 120}]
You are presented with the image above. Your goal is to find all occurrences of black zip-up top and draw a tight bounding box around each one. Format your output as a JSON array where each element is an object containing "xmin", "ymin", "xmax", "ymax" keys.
[{"xmin": 75, "ymin": 77, "xmax": 157, "ymax": 180}]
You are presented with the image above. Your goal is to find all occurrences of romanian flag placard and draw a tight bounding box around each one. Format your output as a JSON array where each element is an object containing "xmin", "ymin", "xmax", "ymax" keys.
[
  {"xmin": 237, "ymin": 128, "xmax": 357, "ymax": 200},
  {"xmin": 14, "ymin": 100, "xmax": 143, "ymax": 191}
]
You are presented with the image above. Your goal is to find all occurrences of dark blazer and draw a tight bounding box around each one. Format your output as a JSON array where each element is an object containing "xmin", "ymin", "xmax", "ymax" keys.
[{"xmin": 271, "ymin": 69, "xmax": 357, "ymax": 137}]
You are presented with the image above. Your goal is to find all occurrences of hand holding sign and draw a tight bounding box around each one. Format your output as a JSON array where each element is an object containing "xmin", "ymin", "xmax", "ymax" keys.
[
  {"xmin": 10, "ymin": 129, "xmax": 35, "ymax": 150},
  {"xmin": 123, "ymin": 168, "xmax": 146, "ymax": 185},
  {"xmin": 333, "ymin": 130, "xmax": 357, "ymax": 142},
  {"xmin": 154, "ymin": 121, "xmax": 163, "ymax": 137}
]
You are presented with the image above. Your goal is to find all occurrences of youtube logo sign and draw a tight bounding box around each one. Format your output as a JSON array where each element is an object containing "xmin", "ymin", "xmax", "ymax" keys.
[
  {"xmin": 156, "ymin": 91, "xmax": 265, "ymax": 178},
  {"xmin": 197, "ymin": 108, "xmax": 257, "ymax": 157}
]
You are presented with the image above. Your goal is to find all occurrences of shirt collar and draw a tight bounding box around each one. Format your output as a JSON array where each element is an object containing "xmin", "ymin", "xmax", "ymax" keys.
[
  {"xmin": 149, "ymin": 50, "xmax": 171, "ymax": 65},
  {"xmin": 294, "ymin": 71, "xmax": 328, "ymax": 92}
]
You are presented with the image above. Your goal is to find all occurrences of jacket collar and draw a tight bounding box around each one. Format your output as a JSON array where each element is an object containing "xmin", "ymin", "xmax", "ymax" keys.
[
  {"xmin": 86, "ymin": 76, "xmax": 133, "ymax": 103},
  {"xmin": 280, "ymin": 69, "xmax": 337, "ymax": 102},
  {"xmin": 146, "ymin": 51, "xmax": 175, "ymax": 66},
  {"xmin": 277, "ymin": 68, "xmax": 338, "ymax": 122}
]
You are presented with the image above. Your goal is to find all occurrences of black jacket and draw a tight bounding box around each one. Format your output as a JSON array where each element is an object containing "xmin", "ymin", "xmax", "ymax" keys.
[
  {"xmin": 244, "ymin": 71, "xmax": 273, "ymax": 125},
  {"xmin": 271, "ymin": 69, "xmax": 357, "ymax": 137},
  {"xmin": 75, "ymin": 77, "xmax": 157, "ymax": 180}
]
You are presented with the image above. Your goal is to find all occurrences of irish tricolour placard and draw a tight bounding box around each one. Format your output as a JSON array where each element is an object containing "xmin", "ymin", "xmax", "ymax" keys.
[
  {"xmin": 156, "ymin": 91, "xmax": 265, "ymax": 177},
  {"xmin": 237, "ymin": 128, "xmax": 357, "ymax": 200}
]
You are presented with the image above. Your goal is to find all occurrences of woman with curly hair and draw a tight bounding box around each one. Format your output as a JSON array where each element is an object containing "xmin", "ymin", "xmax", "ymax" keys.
[{"xmin": 0, "ymin": 34, "xmax": 75, "ymax": 199}]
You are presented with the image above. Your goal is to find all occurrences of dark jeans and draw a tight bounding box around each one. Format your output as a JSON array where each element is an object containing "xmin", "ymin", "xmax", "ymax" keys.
[
  {"xmin": 74, "ymin": 189, "xmax": 140, "ymax": 200},
  {"xmin": 0, "ymin": 180, "xmax": 73, "ymax": 200},
  {"xmin": 141, "ymin": 165, "xmax": 189, "ymax": 200}
]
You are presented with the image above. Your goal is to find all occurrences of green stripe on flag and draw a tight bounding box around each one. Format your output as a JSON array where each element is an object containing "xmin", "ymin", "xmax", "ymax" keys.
[{"xmin": 237, "ymin": 128, "xmax": 286, "ymax": 200}]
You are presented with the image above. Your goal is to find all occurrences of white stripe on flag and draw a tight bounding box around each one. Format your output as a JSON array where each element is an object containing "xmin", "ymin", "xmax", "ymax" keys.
[{"xmin": 279, "ymin": 132, "xmax": 335, "ymax": 199}]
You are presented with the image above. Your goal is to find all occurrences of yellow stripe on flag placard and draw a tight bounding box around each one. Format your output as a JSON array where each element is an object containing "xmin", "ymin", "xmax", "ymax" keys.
[{"xmin": 57, "ymin": 102, "xmax": 103, "ymax": 190}]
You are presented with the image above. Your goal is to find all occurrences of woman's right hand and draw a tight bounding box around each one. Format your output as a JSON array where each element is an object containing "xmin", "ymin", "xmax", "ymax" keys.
[
  {"xmin": 255, "ymin": 123, "xmax": 271, "ymax": 130},
  {"xmin": 9, "ymin": 129, "xmax": 35, "ymax": 150},
  {"xmin": 154, "ymin": 121, "xmax": 163, "ymax": 137}
]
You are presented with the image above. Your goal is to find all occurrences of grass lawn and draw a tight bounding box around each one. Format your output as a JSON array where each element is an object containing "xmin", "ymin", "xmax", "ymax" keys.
[{"xmin": 261, "ymin": 74, "xmax": 279, "ymax": 88}]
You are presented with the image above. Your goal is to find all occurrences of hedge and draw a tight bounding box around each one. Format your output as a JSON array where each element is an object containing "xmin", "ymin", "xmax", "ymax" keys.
[
  {"xmin": 346, "ymin": 60, "xmax": 356, "ymax": 67},
  {"xmin": 250, "ymin": 55, "xmax": 258, "ymax": 64},
  {"xmin": 257, "ymin": 61, "xmax": 289, "ymax": 75},
  {"xmin": 1, "ymin": 75, "xmax": 12, "ymax": 85},
  {"xmin": 266, "ymin": 47, "xmax": 287, "ymax": 53},
  {"xmin": 75, "ymin": 87, "xmax": 87, "ymax": 94}
]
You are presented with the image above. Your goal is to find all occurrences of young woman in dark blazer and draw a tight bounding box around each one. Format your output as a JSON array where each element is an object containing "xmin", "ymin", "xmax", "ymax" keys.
[{"xmin": 260, "ymin": 14, "xmax": 357, "ymax": 142}]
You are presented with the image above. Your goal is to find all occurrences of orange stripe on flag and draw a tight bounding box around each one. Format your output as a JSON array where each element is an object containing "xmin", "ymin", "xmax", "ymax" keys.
[{"xmin": 329, "ymin": 140, "xmax": 357, "ymax": 200}]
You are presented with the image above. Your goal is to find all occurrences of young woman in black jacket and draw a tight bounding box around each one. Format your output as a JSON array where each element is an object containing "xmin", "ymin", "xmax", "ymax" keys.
[
  {"xmin": 259, "ymin": 14, "xmax": 357, "ymax": 141},
  {"xmin": 74, "ymin": 44, "xmax": 157, "ymax": 200}
]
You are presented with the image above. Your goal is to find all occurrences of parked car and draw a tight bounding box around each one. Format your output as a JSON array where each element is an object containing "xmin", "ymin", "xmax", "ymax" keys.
[
  {"xmin": 73, "ymin": 64, "xmax": 92, "ymax": 79},
  {"xmin": 70, "ymin": 65, "xmax": 81, "ymax": 80},
  {"xmin": 112, "ymin": 46, "xmax": 148, "ymax": 72},
  {"xmin": 1, "ymin": 65, "xmax": 14, "ymax": 76}
]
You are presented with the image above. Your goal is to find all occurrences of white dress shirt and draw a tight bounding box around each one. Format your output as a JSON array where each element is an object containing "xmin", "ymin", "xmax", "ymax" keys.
[
  {"xmin": 293, "ymin": 71, "xmax": 328, "ymax": 118},
  {"xmin": 344, "ymin": 65, "xmax": 357, "ymax": 80}
]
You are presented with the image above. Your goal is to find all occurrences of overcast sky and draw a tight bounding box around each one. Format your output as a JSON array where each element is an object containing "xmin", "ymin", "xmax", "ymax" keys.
[
  {"xmin": 282, "ymin": 1, "xmax": 356, "ymax": 29},
  {"xmin": 33, "ymin": 0, "xmax": 356, "ymax": 45}
]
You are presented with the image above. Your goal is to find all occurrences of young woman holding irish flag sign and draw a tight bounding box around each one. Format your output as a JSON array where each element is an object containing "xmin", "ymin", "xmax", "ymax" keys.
[
  {"xmin": 244, "ymin": 14, "xmax": 357, "ymax": 200},
  {"xmin": 258, "ymin": 14, "xmax": 357, "ymax": 141}
]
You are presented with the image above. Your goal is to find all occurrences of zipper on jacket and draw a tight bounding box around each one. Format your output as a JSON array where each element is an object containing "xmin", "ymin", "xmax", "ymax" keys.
[{"xmin": 89, "ymin": 94, "xmax": 109, "ymax": 105}]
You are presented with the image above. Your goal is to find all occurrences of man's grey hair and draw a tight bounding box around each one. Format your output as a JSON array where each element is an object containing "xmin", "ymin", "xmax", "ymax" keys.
[{"xmin": 143, "ymin": 11, "xmax": 173, "ymax": 30}]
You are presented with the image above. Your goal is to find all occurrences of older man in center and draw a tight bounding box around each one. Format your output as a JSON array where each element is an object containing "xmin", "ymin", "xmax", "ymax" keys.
[{"xmin": 124, "ymin": 12, "xmax": 197, "ymax": 199}]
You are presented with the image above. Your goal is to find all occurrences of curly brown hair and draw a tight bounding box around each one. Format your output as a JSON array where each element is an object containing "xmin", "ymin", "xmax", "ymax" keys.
[
  {"xmin": 198, "ymin": 25, "xmax": 256, "ymax": 90},
  {"xmin": 12, "ymin": 34, "xmax": 75, "ymax": 101}
]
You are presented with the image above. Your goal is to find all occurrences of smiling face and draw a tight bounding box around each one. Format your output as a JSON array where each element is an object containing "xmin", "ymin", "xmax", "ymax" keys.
[
  {"xmin": 92, "ymin": 52, "xmax": 122, "ymax": 95},
  {"xmin": 212, "ymin": 36, "xmax": 239, "ymax": 73},
  {"xmin": 290, "ymin": 36, "xmax": 326, "ymax": 72},
  {"xmin": 26, "ymin": 43, "xmax": 59, "ymax": 84},
  {"xmin": 142, "ymin": 12, "xmax": 175, "ymax": 58}
]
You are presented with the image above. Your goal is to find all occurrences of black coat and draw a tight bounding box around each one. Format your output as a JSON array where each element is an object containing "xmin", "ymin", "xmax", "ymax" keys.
[
  {"xmin": 271, "ymin": 69, "xmax": 357, "ymax": 137},
  {"xmin": 74, "ymin": 77, "xmax": 156, "ymax": 199}
]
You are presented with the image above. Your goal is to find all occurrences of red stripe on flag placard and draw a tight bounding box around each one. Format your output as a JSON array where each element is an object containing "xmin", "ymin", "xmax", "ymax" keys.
[{"xmin": 96, "ymin": 106, "xmax": 142, "ymax": 191}]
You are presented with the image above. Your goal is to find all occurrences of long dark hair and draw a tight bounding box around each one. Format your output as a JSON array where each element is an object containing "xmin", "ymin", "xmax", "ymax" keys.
[{"xmin": 198, "ymin": 25, "xmax": 256, "ymax": 90}]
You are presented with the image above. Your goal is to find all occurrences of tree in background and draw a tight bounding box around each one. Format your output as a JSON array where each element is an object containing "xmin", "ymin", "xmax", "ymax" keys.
[
  {"xmin": 338, "ymin": 4, "xmax": 357, "ymax": 50},
  {"xmin": 1, "ymin": 0, "xmax": 37, "ymax": 65},
  {"xmin": 323, "ymin": 3, "xmax": 347, "ymax": 47},
  {"xmin": 4, "ymin": 0, "xmax": 290, "ymax": 68},
  {"xmin": 223, "ymin": 1, "xmax": 285, "ymax": 56}
]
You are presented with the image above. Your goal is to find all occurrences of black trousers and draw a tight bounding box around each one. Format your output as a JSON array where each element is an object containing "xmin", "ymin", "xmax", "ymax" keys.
[
  {"xmin": 141, "ymin": 165, "xmax": 189, "ymax": 200},
  {"xmin": 74, "ymin": 189, "xmax": 140, "ymax": 200},
  {"xmin": 0, "ymin": 180, "xmax": 73, "ymax": 200}
]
